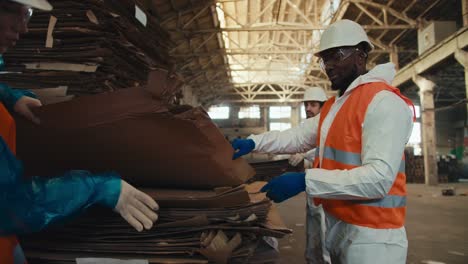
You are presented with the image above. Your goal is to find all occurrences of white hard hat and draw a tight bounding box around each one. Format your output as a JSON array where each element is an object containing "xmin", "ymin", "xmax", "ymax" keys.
[
  {"xmin": 303, "ymin": 87, "xmax": 328, "ymax": 102},
  {"xmin": 315, "ymin": 19, "xmax": 374, "ymax": 56},
  {"xmin": 9, "ymin": 0, "xmax": 53, "ymax": 11}
]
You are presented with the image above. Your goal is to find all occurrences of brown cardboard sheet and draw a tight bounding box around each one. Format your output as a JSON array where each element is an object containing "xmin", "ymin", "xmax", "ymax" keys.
[{"xmin": 16, "ymin": 86, "xmax": 254, "ymax": 188}]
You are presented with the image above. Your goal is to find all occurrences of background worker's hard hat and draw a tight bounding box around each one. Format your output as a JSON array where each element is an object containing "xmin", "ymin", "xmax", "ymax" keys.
[
  {"xmin": 303, "ymin": 87, "xmax": 328, "ymax": 102},
  {"xmin": 9, "ymin": 0, "xmax": 52, "ymax": 11},
  {"xmin": 315, "ymin": 19, "xmax": 374, "ymax": 56}
]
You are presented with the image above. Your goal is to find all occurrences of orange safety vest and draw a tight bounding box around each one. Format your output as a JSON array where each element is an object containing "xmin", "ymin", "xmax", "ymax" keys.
[
  {"xmin": 0, "ymin": 102, "xmax": 27, "ymax": 264},
  {"xmin": 313, "ymin": 82, "xmax": 414, "ymax": 229}
]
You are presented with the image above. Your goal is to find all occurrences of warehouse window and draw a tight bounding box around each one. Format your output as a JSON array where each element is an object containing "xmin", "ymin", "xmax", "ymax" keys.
[
  {"xmin": 408, "ymin": 122, "xmax": 421, "ymax": 144},
  {"xmin": 208, "ymin": 106, "xmax": 230, "ymax": 119},
  {"xmin": 269, "ymin": 106, "xmax": 291, "ymax": 119},
  {"xmin": 269, "ymin": 122, "xmax": 291, "ymax": 131},
  {"xmin": 409, "ymin": 105, "xmax": 421, "ymax": 119},
  {"xmin": 239, "ymin": 105, "xmax": 260, "ymax": 119}
]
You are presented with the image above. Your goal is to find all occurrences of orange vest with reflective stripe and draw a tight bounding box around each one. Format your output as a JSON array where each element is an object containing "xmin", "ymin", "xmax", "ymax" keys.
[
  {"xmin": 0, "ymin": 102, "xmax": 27, "ymax": 264},
  {"xmin": 313, "ymin": 82, "xmax": 414, "ymax": 229}
]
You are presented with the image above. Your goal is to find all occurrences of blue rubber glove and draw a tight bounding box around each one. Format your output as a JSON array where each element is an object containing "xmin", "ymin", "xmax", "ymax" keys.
[
  {"xmin": 260, "ymin": 172, "xmax": 306, "ymax": 203},
  {"xmin": 231, "ymin": 138, "xmax": 255, "ymax": 159}
]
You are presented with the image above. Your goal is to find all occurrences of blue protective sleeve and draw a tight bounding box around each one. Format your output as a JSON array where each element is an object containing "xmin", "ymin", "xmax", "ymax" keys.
[
  {"xmin": 0, "ymin": 136, "xmax": 121, "ymax": 236},
  {"xmin": 0, "ymin": 55, "xmax": 38, "ymax": 111}
]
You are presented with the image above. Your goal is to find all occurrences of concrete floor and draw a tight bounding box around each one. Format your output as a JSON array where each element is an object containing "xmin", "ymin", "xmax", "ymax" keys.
[{"xmin": 276, "ymin": 183, "xmax": 468, "ymax": 264}]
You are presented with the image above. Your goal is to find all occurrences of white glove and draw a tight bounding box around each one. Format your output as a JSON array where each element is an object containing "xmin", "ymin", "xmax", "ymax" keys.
[
  {"xmin": 115, "ymin": 180, "xmax": 159, "ymax": 232},
  {"xmin": 14, "ymin": 96, "xmax": 42, "ymax": 124},
  {"xmin": 289, "ymin": 153, "xmax": 306, "ymax": 166}
]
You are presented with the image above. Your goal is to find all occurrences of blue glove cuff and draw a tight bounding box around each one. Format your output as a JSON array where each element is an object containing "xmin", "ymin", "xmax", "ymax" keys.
[
  {"xmin": 90, "ymin": 173, "xmax": 122, "ymax": 209},
  {"xmin": 246, "ymin": 138, "xmax": 255, "ymax": 150}
]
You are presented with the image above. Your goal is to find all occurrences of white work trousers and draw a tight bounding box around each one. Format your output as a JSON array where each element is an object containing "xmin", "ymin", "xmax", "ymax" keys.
[
  {"xmin": 323, "ymin": 212, "xmax": 408, "ymax": 264},
  {"xmin": 305, "ymin": 198, "xmax": 330, "ymax": 264}
]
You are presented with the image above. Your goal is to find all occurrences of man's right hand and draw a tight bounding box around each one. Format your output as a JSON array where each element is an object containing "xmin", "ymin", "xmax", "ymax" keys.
[
  {"xmin": 114, "ymin": 180, "xmax": 159, "ymax": 232},
  {"xmin": 231, "ymin": 138, "xmax": 255, "ymax": 159}
]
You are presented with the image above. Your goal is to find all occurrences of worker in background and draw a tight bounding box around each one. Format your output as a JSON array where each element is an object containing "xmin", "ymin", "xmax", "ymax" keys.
[
  {"xmin": 232, "ymin": 19, "xmax": 414, "ymax": 263},
  {"xmin": 288, "ymin": 87, "xmax": 328, "ymax": 168},
  {"xmin": 287, "ymin": 86, "xmax": 330, "ymax": 264},
  {"xmin": 0, "ymin": 1, "xmax": 159, "ymax": 263}
]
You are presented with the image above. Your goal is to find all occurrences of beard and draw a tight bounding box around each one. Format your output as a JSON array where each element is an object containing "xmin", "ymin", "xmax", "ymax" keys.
[
  {"xmin": 306, "ymin": 112, "xmax": 316, "ymax": 118},
  {"xmin": 330, "ymin": 64, "xmax": 359, "ymax": 95}
]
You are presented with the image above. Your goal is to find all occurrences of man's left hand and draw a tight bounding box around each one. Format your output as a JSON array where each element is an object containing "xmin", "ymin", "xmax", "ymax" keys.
[
  {"xmin": 14, "ymin": 96, "xmax": 42, "ymax": 124},
  {"xmin": 260, "ymin": 172, "xmax": 306, "ymax": 203}
]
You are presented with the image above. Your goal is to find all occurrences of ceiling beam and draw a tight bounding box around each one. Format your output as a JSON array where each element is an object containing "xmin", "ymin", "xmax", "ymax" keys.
[
  {"xmin": 354, "ymin": 2, "xmax": 383, "ymax": 25},
  {"xmin": 349, "ymin": 0, "xmax": 417, "ymax": 27},
  {"xmin": 183, "ymin": 68, "xmax": 317, "ymax": 73},
  {"xmin": 393, "ymin": 28, "xmax": 468, "ymax": 87},
  {"xmin": 285, "ymin": 0, "xmax": 315, "ymax": 25},
  {"xmin": 167, "ymin": 24, "xmax": 416, "ymax": 33},
  {"xmin": 217, "ymin": 98, "xmax": 306, "ymax": 103},
  {"xmin": 172, "ymin": 50, "xmax": 314, "ymax": 57}
]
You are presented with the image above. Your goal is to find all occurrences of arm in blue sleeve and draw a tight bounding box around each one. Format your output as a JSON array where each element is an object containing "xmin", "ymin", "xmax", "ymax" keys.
[
  {"xmin": 0, "ymin": 137, "xmax": 121, "ymax": 236},
  {"xmin": 0, "ymin": 83, "xmax": 38, "ymax": 111},
  {"xmin": 0, "ymin": 56, "xmax": 38, "ymax": 111}
]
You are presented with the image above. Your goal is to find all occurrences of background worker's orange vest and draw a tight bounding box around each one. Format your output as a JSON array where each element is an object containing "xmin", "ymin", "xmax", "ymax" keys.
[
  {"xmin": 0, "ymin": 102, "xmax": 27, "ymax": 264},
  {"xmin": 313, "ymin": 82, "xmax": 414, "ymax": 229}
]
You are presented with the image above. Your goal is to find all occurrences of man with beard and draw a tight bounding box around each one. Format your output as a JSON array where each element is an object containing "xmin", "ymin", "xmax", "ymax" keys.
[
  {"xmin": 0, "ymin": 1, "xmax": 159, "ymax": 263},
  {"xmin": 232, "ymin": 19, "xmax": 414, "ymax": 263},
  {"xmin": 288, "ymin": 87, "xmax": 328, "ymax": 168}
]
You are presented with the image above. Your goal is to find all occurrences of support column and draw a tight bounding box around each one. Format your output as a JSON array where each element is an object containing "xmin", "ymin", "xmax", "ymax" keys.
[
  {"xmin": 231, "ymin": 105, "xmax": 240, "ymax": 127},
  {"xmin": 463, "ymin": 0, "xmax": 468, "ymax": 27},
  {"xmin": 262, "ymin": 106, "xmax": 269, "ymax": 132},
  {"xmin": 454, "ymin": 49, "xmax": 468, "ymax": 165},
  {"xmin": 455, "ymin": 49, "xmax": 468, "ymax": 117},
  {"xmin": 390, "ymin": 46, "xmax": 400, "ymax": 71},
  {"xmin": 291, "ymin": 104, "xmax": 300, "ymax": 128},
  {"xmin": 413, "ymin": 75, "xmax": 438, "ymax": 185}
]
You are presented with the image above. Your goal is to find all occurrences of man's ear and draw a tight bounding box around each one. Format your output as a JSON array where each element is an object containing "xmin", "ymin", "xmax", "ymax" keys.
[{"xmin": 356, "ymin": 51, "xmax": 367, "ymax": 67}]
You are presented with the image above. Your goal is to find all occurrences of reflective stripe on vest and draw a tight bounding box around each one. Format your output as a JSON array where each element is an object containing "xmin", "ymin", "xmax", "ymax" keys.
[
  {"xmin": 318, "ymin": 146, "xmax": 407, "ymax": 174},
  {"xmin": 317, "ymin": 146, "xmax": 407, "ymax": 208},
  {"xmin": 313, "ymin": 82, "xmax": 413, "ymax": 229}
]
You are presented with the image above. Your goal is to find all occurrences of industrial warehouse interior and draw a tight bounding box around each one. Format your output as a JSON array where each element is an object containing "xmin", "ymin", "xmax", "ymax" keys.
[{"xmin": 0, "ymin": 0, "xmax": 467, "ymax": 263}]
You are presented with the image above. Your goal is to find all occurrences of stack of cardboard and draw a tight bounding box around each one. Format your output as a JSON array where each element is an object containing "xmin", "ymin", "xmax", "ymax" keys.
[
  {"xmin": 1, "ymin": 0, "xmax": 172, "ymax": 95},
  {"xmin": 13, "ymin": 69, "xmax": 292, "ymax": 263},
  {"xmin": 20, "ymin": 183, "xmax": 291, "ymax": 263},
  {"xmin": 249, "ymin": 159, "xmax": 303, "ymax": 183},
  {"xmin": 404, "ymin": 148, "xmax": 425, "ymax": 183}
]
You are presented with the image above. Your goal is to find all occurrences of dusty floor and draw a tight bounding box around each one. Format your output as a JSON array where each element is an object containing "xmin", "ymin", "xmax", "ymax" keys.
[{"xmin": 276, "ymin": 183, "xmax": 468, "ymax": 264}]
